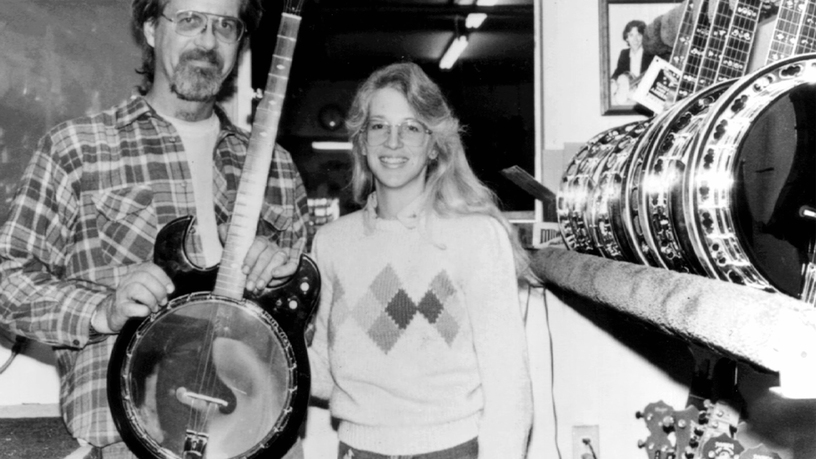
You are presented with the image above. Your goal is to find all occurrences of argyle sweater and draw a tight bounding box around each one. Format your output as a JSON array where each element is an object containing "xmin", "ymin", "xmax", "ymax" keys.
[{"xmin": 308, "ymin": 197, "xmax": 532, "ymax": 458}]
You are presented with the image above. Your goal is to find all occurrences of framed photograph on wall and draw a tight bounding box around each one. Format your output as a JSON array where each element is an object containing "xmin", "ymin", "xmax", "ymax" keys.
[{"xmin": 599, "ymin": 0, "xmax": 679, "ymax": 115}]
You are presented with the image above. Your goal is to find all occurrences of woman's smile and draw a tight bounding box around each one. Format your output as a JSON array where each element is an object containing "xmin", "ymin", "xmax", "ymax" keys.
[{"xmin": 378, "ymin": 155, "xmax": 410, "ymax": 167}]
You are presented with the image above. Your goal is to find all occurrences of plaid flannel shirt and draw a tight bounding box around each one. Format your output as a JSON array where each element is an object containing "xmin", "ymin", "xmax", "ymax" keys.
[{"xmin": 0, "ymin": 96, "xmax": 309, "ymax": 447}]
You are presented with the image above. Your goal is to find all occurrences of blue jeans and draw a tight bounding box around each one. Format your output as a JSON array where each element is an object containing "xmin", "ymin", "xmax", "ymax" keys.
[
  {"xmin": 91, "ymin": 437, "xmax": 304, "ymax": 458},
  {"xmin": 337, "ymin": 438, "xmax": 478, "ymax": 459}
]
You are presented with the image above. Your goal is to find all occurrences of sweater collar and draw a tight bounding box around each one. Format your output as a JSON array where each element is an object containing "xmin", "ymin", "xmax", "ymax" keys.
[{"xmin": 363, "ymin": 192, "xmax": 427, "ymax": 233}]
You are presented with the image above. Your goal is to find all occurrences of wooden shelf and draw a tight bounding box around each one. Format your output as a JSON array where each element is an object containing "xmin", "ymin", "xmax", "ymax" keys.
[{"xmin": 530, "ymin": 247, "xmax": 816, "ymax": 386}]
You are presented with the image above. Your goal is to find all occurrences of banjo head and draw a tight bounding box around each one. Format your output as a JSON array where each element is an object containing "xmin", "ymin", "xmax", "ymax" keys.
[
  {"xmin": 687, "ymin": 53, "xmax": 816, "ymax": 297},
  {"xmin": 110, "ymin": 294, "xmax": 299, "ymax": 459}
]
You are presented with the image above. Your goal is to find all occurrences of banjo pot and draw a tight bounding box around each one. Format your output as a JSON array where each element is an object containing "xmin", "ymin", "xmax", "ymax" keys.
[
  {"xmin": 557, "ymin": 121, "xmax": 644, "ymax": 256},
  {"xmin": 638, "ymin": 79, "xmax": 734, "ymax": 274},
  {"xmin": 108, "ymin": 217, "xmax": 320, "ymax": 459},
  {"xmin": 589, "ymin": 118, "xmax": 653, "ymax": 262}
]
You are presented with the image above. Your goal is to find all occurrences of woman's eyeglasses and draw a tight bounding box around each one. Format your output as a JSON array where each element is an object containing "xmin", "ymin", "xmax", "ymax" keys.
[{"xmin": 364, "ymin": 119, "xmax": 432, "ymax": 147}]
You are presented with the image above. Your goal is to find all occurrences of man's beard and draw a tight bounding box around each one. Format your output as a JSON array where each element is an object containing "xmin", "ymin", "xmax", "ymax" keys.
[{"xmin": 170, "ymin": 49, "xmax": 229, "ymax": 102}]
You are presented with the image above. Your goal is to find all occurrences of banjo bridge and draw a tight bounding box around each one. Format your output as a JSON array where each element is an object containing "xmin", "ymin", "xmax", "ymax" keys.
[{"xmin": 176, "ymin": 386, "xmax": 229, "ymax": 409}]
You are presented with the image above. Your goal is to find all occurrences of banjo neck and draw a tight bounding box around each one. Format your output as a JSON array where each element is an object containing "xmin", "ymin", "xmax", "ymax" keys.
[{"xmin": 214, "ymin": 10, "xmax": 302, "ymax": 300}]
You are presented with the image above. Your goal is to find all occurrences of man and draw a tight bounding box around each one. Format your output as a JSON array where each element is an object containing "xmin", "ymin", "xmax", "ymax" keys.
[
  {"xmin": 610, "ymin": 19, "xmax": 655, "ymax": 105},
  {"xmin": 0, "ymin": 0, "xmax": 309, "ymax": 457},
  {"xmin": 611, "ymin": 20, "xmax": 654, "ymax": 81}
]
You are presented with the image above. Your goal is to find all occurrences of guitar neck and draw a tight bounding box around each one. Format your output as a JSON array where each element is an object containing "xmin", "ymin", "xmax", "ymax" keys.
[
  {"xmin": 714, "ymin": 0, "xmax": 762, "ymax": 82},
  {"xmin": 678, "ymin": 0, "xmax": 713, "ymax": 101},
  {"xmin": 765, "ymin": 0, "xmax": 808, "ymax": 64},
  {"xmin": 665, "ymin": 0, "xmax": 700, "ymax": 106},
  {"xmin": 695, "ymin": 0, "xmax": 734, "ymax": 91},
  {"xmin": 214, "ymin": 12, "xmax": 302, "ymax": 299},
  {"xmin": 669, "ymin": 0, "xmax": 700, "ymax": 72},
  {"xmin": 795, "ymin": 0, "xmax": 816, "ymax": 54}
]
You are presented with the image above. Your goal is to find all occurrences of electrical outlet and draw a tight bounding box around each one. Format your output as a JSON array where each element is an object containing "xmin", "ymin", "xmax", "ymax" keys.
[{"xmin": 572, "ymin": 425, "xmax": 600, "ymax": 459}]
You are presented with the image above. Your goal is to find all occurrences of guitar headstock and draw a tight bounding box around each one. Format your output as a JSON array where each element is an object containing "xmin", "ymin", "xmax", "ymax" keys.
[
  {"xmin": 677, "ymin": 400, "xmax": 741, "ymax": 459},
  {"xmin": 636, "ymin": 399, "xmax": 784, "ymax": 458},
  {"xmin": 701, "ymin": 400, "xmax": 740, "ymax": 437},
  {"xmin": 636, "ymin": 401, "xmax": 675, "ymax": 459},
  {"xmin": 667, "ymin": 405, "xmax": 701, "ymax": 458}
]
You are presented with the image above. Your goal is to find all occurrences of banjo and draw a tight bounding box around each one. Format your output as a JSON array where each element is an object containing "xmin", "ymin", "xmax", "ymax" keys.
[
  {"xmin": 560, "ymin": 0, "xmax": 816, "ymax": 305},
  {"xmin": 107, "ymin": 1, "xmax": 318, "ymax": 458}
]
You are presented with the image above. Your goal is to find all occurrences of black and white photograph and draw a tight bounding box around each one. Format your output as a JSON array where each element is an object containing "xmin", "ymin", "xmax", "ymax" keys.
[
  {"xmin": 599, "ymin": 0, "xmax": 677, "ymax": 114},
  {"xmin": 2, "ymin": 1, "xmax": 816, "ymax": 458}
]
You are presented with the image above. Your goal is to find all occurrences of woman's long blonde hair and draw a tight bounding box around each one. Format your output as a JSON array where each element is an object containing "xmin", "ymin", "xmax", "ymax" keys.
[{"xmin": 345, "ymin": 62, "xmax": 532, "ymax": 280}]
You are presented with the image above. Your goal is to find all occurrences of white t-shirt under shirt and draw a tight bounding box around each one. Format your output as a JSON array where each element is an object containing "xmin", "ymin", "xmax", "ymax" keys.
[
  {"xmin": 164, "ymin": 113, "xmax": 223, "ymax": 266},
  {"xmin": 629, "ymin": 46, "xmax": 644, "ymax": 77}
]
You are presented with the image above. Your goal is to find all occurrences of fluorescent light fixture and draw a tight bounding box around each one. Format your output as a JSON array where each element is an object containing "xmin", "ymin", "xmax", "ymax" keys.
[
  {"xmin": 311, "ymin": 141, "xmax": 352, "ymax": 151},
  {"xmin": 439, "ymin": 35, "xmax": 469, "ymax": 70},
  {"xmin": 476, "ymin": 0, "xmax": 498, "ymax": 5},
  {"xmin": 466, "ymin": 13, "xmax": 487, "ymax": 29}
]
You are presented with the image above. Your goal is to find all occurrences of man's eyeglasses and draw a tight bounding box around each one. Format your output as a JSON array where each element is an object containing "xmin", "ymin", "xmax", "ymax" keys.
[
  {"xmin": 161, "ymin": 10, "xmax": 245, "ymax": 44},
  {"xmin": 364, "ymin": 119, "xmax": 432, "ymax": 147}
]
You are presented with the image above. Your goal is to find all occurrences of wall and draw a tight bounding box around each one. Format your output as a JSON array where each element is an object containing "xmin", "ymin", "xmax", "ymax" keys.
[
  {"xmin": 0, "ymin": 0, "xmax": 141, "ymax": 417},
  {"xmin": 0, "ymin": 334, "xmax": 59, "ymax": 412},
  {"xmin": 540, "ymin": 0, "xmax": 644, "ymax": 195},
  {"xmin": 541, "ymin": 288, "xmax": 692, "ymax": 458},
  {"xmin": 0, "ymin": 1, "xmax": 142, "ymax": 219}
]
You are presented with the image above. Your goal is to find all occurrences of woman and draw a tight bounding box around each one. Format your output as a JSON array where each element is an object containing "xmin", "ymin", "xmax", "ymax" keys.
[{"xmin": 308, "ymin": 62, "xmax": 533, "ymax": 459}]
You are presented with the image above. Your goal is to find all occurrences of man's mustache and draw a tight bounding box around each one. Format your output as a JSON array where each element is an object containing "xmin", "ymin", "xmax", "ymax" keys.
[{"xmin": 178, "ymin": 49, "xmax": 223, "ymax": 69}]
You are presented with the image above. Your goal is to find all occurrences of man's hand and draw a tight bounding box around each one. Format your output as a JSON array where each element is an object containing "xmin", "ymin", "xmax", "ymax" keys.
[
  {"xmin": 92, "ymin": 262, "xmax": 174, "ymax": 334},
  {"xmin": 217, "ymin": 225, "xmax": 297, "ymax": 294},
  {"xmin": 242, "ymin": 236, "xmax": 298, "ymax": 293}
]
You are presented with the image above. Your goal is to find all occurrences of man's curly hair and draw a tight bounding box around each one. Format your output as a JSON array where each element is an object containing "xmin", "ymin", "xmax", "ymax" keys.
[{"xmin": 130, "ymin": 0, "xmax": 264, "ymax": 96}]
